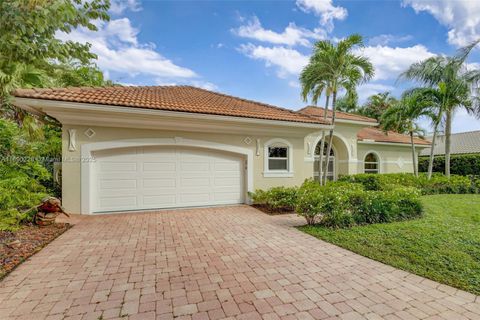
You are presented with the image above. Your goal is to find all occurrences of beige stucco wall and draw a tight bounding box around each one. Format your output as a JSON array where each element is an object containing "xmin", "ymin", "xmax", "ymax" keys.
[
  {"xmin": 62, "ymin": 125, "xmax": 315, "ymax": 213},
  {"xmin": 62, "ymin": 122, "xmax": 428, "ymax": 213},
  {"xmin": 357, "ymin": 143, "xmax": 421, "ymax": 174}
]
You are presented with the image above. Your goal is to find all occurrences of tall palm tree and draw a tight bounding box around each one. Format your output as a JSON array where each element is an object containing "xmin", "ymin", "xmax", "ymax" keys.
[
  {"xmin": 401, "ymin": 39, "xmax": 480, "ymax": 177},
  {"xmin": 381, "ymin": 91, "xmax": 433, "ymax": 177},
  {"xmin": 301, "ymin": 34, "xmax": 374, "ymax": 184},
  {"xmin": 300, "ymin": 68, "xmax": 331, "ymax": 184}
]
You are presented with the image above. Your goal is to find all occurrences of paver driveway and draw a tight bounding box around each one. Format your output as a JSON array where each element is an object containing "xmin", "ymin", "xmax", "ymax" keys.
[{"xmin": 1, "ymin": 206, "xmax": 479, "ymax": 320}]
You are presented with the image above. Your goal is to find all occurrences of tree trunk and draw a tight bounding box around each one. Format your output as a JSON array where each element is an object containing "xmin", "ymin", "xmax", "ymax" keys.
[
  {"xmin": 427, "ymin": 121, "xmax": 439, "ymax": 180},
  {"xmin": 316, "ymin": 94, "xmax": 330, "ymax": 184},
  {"xmin": 410, "ymin": 131, "xmax": 418, "ymax": 177},
  {"xmin": 445, "ymin": 109, "xmax": 452, "ymax": 178},
  {"xmin": 323, "ymin": 92, "xmax": 337, "ymax": 185}
]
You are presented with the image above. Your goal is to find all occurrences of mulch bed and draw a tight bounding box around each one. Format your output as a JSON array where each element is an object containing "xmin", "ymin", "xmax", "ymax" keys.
[
  {"xmin": 0, "ymin": 223, "xmax": 71, "ymax": 280},
  {"xmin": 251, "ymin": 204, "xmax": 294, "ymax": 215}
]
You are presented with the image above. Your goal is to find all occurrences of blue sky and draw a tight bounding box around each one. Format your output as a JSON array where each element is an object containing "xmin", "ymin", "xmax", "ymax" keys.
[{"xmin": 60, "ymin": 0, "xmax": 480, "ymax": 133}]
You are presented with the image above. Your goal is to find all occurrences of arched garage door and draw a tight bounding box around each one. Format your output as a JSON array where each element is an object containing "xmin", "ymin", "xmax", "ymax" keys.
[{"xmin": 91, "ymin": 146, "xmax": 245, "ymax": 213}]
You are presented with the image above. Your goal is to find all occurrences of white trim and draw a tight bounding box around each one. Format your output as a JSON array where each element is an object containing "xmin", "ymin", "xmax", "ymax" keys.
[
  {"xmin": 336, "ymin": 118, "xmax": 379, "ymax": 126},
  {"xmin": 306, "ymin": 131, "xmax": 352, "ymax": 162},
  {"xmin": 263, "ymin": 172, "xmax": 294, "ymax": 178},
  {"xmin": 80, "ymin": 138, "xmax": 254, "ymax": 214},
  {"xmin": 263, "ymin": 138, "xmax": 294, "ymax": 178},
  {"xmin": 363, "ymin": 150, "xmax": 382, "ymax": 174},
  {"xmin": 12, "ymin": 97, "xmax": 332, "ymax": 130},
  {"xmin": 358, "ymin": 140, "xmax": 430, "ymax": 148}
]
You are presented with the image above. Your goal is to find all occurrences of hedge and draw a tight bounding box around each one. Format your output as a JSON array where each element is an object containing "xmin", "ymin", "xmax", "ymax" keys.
[
  {"xmin": 249, "ymin": 186, "xmax": 298, "ymax": 213},
  {"xmin": 295, "ymin": 180, "xmax": 423, "ymax": 227},
  {"xmin": 418, "ymin": 153, "xmax": 480, "ymax": 176},
  {"xmin": 338, "ymin": 173, "xmax": 479, "ymax": 195}
]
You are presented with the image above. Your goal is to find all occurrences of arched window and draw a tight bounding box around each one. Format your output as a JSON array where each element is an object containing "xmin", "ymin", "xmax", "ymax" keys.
[
  {"xmin": 264, "ymin": 139, "xmax": 293, "ymax": 177},
  {"xmin": 314, "ymin": 139, "xmax": 335, "ymax": 181},
  {"xmin": 364, "ymin": 153, "xmax": 379, "ymax": 174}
]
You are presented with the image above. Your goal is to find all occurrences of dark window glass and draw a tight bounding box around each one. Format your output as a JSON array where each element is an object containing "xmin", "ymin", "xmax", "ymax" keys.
[
  {"xmin": 269, "ymin": 147, "xmax": 287, "ymax": 158},
  {"xmin": 268, "ymin": 159, "xmax": 288, "ymax": 170}
]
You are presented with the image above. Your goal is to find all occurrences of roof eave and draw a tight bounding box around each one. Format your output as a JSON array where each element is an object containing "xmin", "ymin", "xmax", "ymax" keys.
[{"xmin": 12, "ymin": 97, "xmax": 333, "ymax": 130}]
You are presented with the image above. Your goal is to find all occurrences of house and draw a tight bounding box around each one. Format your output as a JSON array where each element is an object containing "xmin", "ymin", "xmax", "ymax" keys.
[
  {"xmin": 420, "ymin": 130, "xmax": 480, "ymax": 156},
  {"xmin": 13, "ymin": 86, "xmax": 430, "ymax": 214}
]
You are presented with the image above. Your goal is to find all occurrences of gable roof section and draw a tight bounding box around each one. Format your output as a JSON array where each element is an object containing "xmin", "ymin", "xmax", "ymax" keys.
[
  {"xmin": 297, "ymin": 106, "xmax": 378, "ymax": 124},
  {"xmin": 13, "ymin": 86, "xmax": 328, "ymax": 125},
  {"xmin": 358, "ymin": 127, "xmax": 430, "ymax": 145},
  {"xmin": 419, "ymin": 130, "xmax": 480, "ymax": 155}
]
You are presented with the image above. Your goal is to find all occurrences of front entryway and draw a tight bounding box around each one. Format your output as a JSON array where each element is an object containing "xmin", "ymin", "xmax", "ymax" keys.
[{"xmin": 92, "ymin": 146, "xmax": 245, "ymax": 212}]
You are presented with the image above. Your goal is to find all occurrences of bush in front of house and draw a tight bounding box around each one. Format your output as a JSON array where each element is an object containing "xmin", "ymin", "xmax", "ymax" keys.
[
  {"xmin": 295, "ymin": 180, "xmax": 423, "ymax": 227},
  {"xmin": 338, "ymin": 173, "xmax": 478, "ymax": 195},
  {"xmin": 249, "ymin": 186, "xmax": 298, "ymax": 213},
  {"xmin": 418, "ymin": 154, "xmax": 480, "ymax": 176}
]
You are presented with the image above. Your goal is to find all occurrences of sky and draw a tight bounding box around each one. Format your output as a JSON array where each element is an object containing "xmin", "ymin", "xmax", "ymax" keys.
[{"xmin": 58, "ymin": 0, "xmax": 480, "ymax": 133}]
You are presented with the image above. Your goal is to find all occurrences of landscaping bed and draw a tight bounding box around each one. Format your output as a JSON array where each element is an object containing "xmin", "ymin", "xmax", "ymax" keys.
[
  {"xmin": 299, "ymin": 194, "xmax": 480, "ymax": 295},
  {"xmin": 0, "ymin": 222, "xmax": 70, "ymax": 280}
]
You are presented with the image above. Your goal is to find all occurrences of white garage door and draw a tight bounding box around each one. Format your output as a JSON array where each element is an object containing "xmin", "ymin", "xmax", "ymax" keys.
[{"xmin": 92, "ymin": 146, "xmax": 245, "ymax": 213}]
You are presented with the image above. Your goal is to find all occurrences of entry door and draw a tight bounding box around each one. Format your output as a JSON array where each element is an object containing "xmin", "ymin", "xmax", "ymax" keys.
[{"xmin": 92, "ymin": 146, "xmax": 245, "ymax": 212}]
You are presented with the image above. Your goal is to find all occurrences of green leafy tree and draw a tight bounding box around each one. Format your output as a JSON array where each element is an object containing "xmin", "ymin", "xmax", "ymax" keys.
[
  {"xmin": 358, "ymin": 92, "xmax": 397, "ymax": 121},
  {"xmin": 335, "ymin": 91, "xmax": 358, "ymax": 113},
  {"xmin": 401, "ymin": 39, "xmax": 480, "ymax": 177},
  {"xmin": 0, "ymin": 0, "xmax": 111, "ymax": 126},
  {"xmin": 300, "ymin": 34, "xmax": 374, "ymax": 184},
  {"xmin": 381, "ymin": 91, "xmax": 433, "ymax": 177}
]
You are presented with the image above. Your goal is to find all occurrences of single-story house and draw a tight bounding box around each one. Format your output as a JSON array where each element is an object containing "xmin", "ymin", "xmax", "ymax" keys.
[
  {"xmin": 420, "ymin": 130, "xmax": 480, "ymax": 156},
  {"xmin": 13, "ymin": 86, "xmax": 430, "ymax": 214}
]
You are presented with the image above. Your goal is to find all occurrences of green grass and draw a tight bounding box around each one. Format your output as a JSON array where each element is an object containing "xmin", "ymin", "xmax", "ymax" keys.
[{"xmin": 298, "ymin": 194, "xmax": 480, "ymax": 295}]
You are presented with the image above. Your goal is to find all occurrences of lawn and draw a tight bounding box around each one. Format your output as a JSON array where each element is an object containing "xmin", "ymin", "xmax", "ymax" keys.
[{"xmin": 298, "ymin": 194, "xmax": 480, "ymax": 295}]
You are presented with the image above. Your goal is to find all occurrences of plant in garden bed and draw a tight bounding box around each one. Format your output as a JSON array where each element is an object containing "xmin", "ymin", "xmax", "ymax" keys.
[
  {"xmin": 339, "ymin": 173, "xmax": 478, "ymax": 195},
  {"xmin": 295, "ymin": 179, "xmax": 423, "ymax": 227},
  {"xmin": 249, "ymin": 186, "xmax": 298, "ymax": 214}
]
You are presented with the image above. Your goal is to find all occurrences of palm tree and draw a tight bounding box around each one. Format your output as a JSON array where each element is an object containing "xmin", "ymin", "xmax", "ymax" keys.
[
  {"xmin": 401, "ymin": 39, "xmax": 480, "ymax": 177},
  {"xmin": 381, "ymin": 91, "xmax": 433, "ymax": 176},
  {"xmin": 359, "ymin": 92, "xmax": 397, "ymax": 121},
  {"xmin": 300, "ymin": 69, "xmax": 331, "ymax": 184},
  {"xmin": 300, "ymin": 34, "xmax": 374, "ymax": 184}
]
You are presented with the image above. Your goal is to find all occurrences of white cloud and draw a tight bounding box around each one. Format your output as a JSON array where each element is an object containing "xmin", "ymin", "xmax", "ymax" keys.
[
  {"xmin": 402, "ymin": 0, "xmax": 480, "ymax": 47},
  {"xmin": 233, "ymin": 16, "xmax": 326, "ymax": 46},
  {"xmin": 238, "ymin": 44, "xmax": 308, "ymax": 78},
  {"xmin": 357, "ymin": 45, "xmax": 436, "ymax": 80},
  {"xmin": 296, "ymin": 0, "xmax": 347, "ymax": 30},
  {"xmin": 369, "ymin": 34, "xmax": 413, "ymax": 46},
  {"xmin": 57, "ymin": 18, "xmax": 197, "ymax": 80},
  {"xmin": 110, "ymin": 0, "xmax": 142, "ymax": 15}
]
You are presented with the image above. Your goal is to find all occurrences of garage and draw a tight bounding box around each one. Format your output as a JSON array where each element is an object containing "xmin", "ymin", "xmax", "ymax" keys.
[{"xmin": 91, "ymin": 146, "xmax": 245, "ymax": 213}]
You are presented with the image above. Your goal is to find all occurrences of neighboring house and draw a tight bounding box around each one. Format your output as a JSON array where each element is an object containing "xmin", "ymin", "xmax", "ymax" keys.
[
  {"xmin": 420, "ymin": 130, "xmax": 480, "ymax": 156},
  {"xmin": 13, "ymin": 86, "xmax": 430, "ymax": 214}
]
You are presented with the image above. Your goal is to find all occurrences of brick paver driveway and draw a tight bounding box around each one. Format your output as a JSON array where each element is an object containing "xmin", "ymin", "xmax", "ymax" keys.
[{"xmin": 1, "ymin": 206, "xmax": 479, "ymax": 320}]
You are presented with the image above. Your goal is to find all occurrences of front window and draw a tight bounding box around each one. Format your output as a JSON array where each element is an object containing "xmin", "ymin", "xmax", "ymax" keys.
[
  {"xmin": 268, "ymin": 146, "xmax": 288, "ymax": 171},
  {"xmin": 364, "ymin": 153, "xmax": 379, "ymax": 174}
]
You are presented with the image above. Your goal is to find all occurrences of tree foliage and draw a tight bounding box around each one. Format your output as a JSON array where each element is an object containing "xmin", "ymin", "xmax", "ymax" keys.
[{"xmin": 358, "ymin": 92, "xmax": 397, "ymax": 121}]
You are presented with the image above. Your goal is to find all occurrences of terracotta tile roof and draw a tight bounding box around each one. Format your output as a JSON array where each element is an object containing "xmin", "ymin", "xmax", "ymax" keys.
[
  {"xmin": 358, "ymin": 127, "xmax": 431, "ymax": 145},
  {"xmin": 297, "ymin": 106, "xmax": 377, "ymax": 123},
  {"xmin": 13, "ymin": 86, "xmax": 328, "ymax": 125}
]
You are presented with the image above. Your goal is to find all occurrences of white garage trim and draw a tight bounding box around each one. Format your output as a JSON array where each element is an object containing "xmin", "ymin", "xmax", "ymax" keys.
[{"xmin": 81, "ymin": 138, "xmax": 254, "ymax": 214}]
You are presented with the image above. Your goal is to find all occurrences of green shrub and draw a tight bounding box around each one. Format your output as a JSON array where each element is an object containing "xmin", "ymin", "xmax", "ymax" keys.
[
  {"xmin": 338, "ymin": 173, "xmax": 477, "ymax": 195},
  {"xmin": 249, "ymin": 186, "xmax": 298, "ymax": 213},
  {"xmin": 295, "ymin": 180, "xmax": 423, "ymax": 228},
  {"xmin": 0, "ymin": 119, "xmax": 51, "ymax": 231},
  {"xmin": 419, "ymin": 154, "xmax": 480, "ymax": 175}
]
